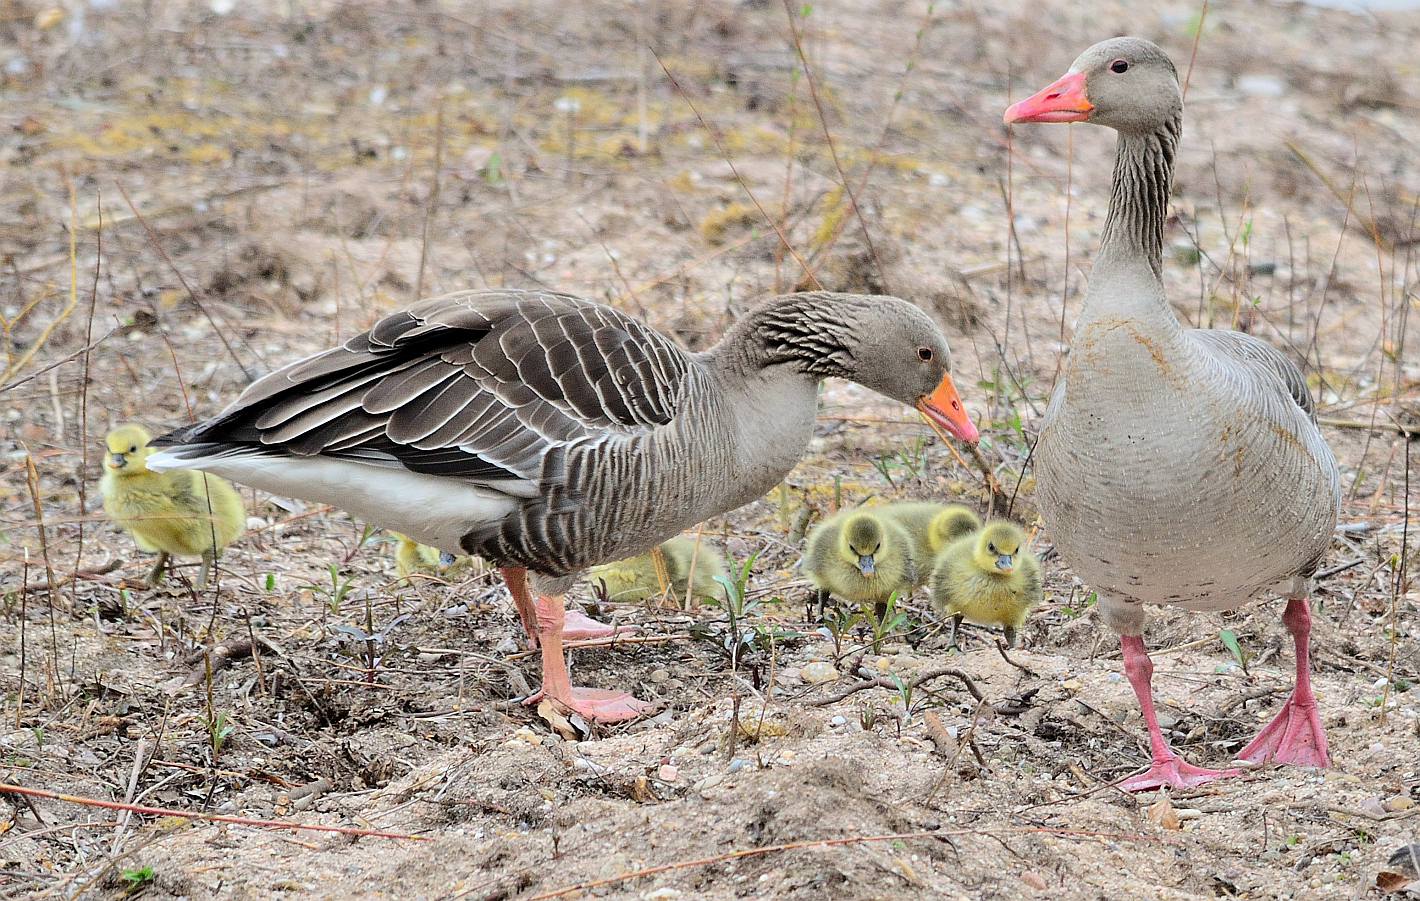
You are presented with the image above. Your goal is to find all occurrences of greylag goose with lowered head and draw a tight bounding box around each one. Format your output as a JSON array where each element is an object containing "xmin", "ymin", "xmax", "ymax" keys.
[
  {"xmin": 1005, "ymin": 37, "xmax": 1340, "ymax": 790},
  {"xmin": 148, "ymin": 288, "xmax": 977, "ymax": 722}
]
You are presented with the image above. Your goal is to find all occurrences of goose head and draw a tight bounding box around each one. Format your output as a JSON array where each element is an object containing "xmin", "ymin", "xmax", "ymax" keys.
[
  {"xmin": 973, "ymin": 521, "xmax": 1027, "ymax": 576},
  {"xmin": 1003, "ymin": 36, "xmax": 1181, "ymax": 135},
  {"xmin": 104, "ymin": 424, "xmax": 155, "ymax": 475},
  {"xmin": 841, "ymin": 512, "xmax": 886, "ymax": 578},
  {"xmin": 746, "ymin": 292, "xmax": 978, "ymax": 443}
]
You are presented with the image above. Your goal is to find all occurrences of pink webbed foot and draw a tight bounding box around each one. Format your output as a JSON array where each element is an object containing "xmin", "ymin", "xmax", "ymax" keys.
[
  {"xmin": 525, "ymin": 686, "xmax": 654, "ymax": 723},
  {"xmin": 1238, "ymin": 597, "xmax": 1330, "ymax": 768},
  {"xmin": 1116, "ymin": 634, "xmax": 1239, "ymax": 792},
  {"xmin": 528, "ymin": 592, "xmax": 650, "ymax": 723},
  {"xmin": 562, "ymin": 608, "xmax": 639, "ymax": 641},
  {"xmin": 1237, "ymin": 691, "xmax": 1329, "ymax": 767},
  {"xmin": 1118, "ymin": 753, "xmax": 1240, "ymax": 792}
]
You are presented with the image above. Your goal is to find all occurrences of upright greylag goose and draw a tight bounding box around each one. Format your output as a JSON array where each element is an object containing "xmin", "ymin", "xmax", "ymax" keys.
[
  {"xmin": 147, "ymin": 288, "xmax": 977, "ymax": 722},
  {"xmin": 1004, "ymin": 38, "xmax": 1340, "ymax": 790}
]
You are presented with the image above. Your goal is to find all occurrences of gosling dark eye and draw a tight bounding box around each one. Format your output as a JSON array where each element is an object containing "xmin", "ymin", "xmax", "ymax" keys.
[
  {"xmin": 1110, "ymin": 59, "xmax": 1129, "ymax": 74},
  {"xmin": 916, "ymin": 346, "xmax": 934, "ymax": 362},
  {"xmin": 987, "ymin": 543, "xmax": 996, "ymax": 554},
  {"xmin": 129, "ymin": 445, "xmax": 137, "ymax": 453}
]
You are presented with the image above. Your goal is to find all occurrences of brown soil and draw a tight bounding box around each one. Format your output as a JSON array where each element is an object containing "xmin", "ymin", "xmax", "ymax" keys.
[{"xmin": 1, "ymin": 1, "xmax": 1417, "ymax": 900}]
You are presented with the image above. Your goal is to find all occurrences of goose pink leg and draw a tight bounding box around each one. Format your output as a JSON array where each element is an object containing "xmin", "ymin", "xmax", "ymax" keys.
[
  {"xmin": 500, "ymin": 567, "xmax": 650, "ymax": 723},
  {"xmin": 499, "ymin": 566, "xmax": 635, "ymax": 644},
  {"xmin": 562, "ymin": 608, "xmax": 638, "ymax": 641},
  {"xmin": 1117, "ymin": 635, "xmax": 1240, "ymax": 792},
  {"xmin": 1237, "ymin": 597, "xmax": 1329, "ymax": 767}
]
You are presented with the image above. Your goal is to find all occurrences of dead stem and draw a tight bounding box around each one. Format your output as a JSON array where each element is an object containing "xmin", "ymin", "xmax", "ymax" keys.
[
  {"xmin": 114, "ymin": 180, "xmax": 255, "ymax": 381},
  {"xmin": 0, "ymin": 782, "xmax": 428, "ymax": 841},
  {"xmin": 653, "ymin": 49, "xmax": 821, "ymax": 290}
]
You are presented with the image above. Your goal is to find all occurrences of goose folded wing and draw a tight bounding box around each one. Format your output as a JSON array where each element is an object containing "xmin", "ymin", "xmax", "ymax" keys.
[
  {"xmin": 152, "ymin": 289, "xmax": 693, "ymax": 484},
  {"xmin": 1189, "ymin": 329, "xmax": 1317, "ymax": 420}
]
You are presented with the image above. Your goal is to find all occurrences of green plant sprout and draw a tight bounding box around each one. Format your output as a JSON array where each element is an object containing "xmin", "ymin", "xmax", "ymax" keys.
[
  {"xmin": 858, "ymin": 591, "xmax": 907, "ymax": 653},
  {"xmin": 1218, "ymin": 628, "xmax": 1254, "ymax": 675},
  {"xmin": 300, "ymin": 563, "xmax": 358, "ymax": 615}
]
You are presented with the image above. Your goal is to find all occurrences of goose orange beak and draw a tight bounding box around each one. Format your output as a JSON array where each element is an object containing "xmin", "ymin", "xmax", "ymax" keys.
[
  {"xmin": 917, "ymin": 373, "xmax": 978, "ymax": 444},
  {"xmin": 1004, "ymin": 71, "xmax": 1092, "ymax": 124}
]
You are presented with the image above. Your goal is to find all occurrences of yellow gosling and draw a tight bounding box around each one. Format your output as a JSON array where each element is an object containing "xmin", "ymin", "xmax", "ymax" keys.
[
  {"xmin": 589, "ymin": 536, "xmax": 729, "ymax": 605},
  {"xmin": 803, "ymin": 508, "xmax": 917, "ymax": 620},
  {"xmin": 99, "ymin": 424, "xmax": 244, "ymax": 588},
  {"xmin": 880, "ymin": 502, "xmax": 981, "ymax": 587},
  {"xmin": 929, "ymin": 520, "xmax": 1041, "ymax": 648},
  {"xmin": 391, "ymin": 532, "xmax": 482, "ymax": 584}
]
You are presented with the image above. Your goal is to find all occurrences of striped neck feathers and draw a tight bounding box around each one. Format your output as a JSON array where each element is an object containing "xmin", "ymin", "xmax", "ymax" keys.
[
  {"xmin": 1098, "ymin": 116, "xmax": 1180, "ymax": 280},
  {"xmin": 719, "ymin": 293, "xmax": 865, "ymax": 380}
]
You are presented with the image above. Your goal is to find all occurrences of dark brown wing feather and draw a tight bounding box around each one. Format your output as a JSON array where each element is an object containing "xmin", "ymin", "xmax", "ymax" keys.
[{"xmin": 154, "ymin": 289, "xmax": 693, "ymax": 483}]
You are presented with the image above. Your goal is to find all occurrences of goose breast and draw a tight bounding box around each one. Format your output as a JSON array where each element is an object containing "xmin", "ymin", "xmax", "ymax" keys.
[{"xmin": 1035, "ymin": 323, "xmax": 1339, "ymax": 613}]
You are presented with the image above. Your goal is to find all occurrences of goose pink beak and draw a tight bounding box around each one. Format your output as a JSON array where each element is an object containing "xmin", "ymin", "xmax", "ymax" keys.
[
  {"xmin": 917, "ymin": 373, "xmax": 979, "ymax": 444},
  {"xmin": 1004, "ymin": 71, "xmax": 1092, "ymax": 124}
]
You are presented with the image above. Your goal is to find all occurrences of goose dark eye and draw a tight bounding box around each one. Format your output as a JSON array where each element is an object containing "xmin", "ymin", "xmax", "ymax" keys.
[
  {"xmin": 916, "ymin": 346, "xmax": 934, "ymax": 362},
  {"xmin": 1110, "ymin": 59, "xmax": 1129, "ymax": 74}
]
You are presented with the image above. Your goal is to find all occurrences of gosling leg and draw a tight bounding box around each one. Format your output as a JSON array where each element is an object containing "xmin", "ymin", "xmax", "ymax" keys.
[
  {"xmin": 145, "ymin": 552, "xmax": 171, "ymax": 587},
  {"xmin": 196, "ymin": 550, "xmax": 216, "ymax": 590}
]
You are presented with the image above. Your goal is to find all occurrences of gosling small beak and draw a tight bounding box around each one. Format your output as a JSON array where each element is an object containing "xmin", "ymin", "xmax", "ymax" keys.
[
  {"xmin": 996, "ymin": 554, "xmax": 1014, "ymax": 572},
  {"xmin": 438, "ymin": 551, "xmax": 457, "ymax": 571},
  {"xmin": 857, "ymin": 554, "xmax": 876, "ymax": 578},
  {"xmin": 1004, "ymin": 71, "xmax": 1092, "ymax": 124},
  {"xmin": 917, "ymin": 373, "xmax": 979, "ymax": 444},
  {"xmin": 108, "ymin": 452, "xmax": 127, "ymax": 469}
]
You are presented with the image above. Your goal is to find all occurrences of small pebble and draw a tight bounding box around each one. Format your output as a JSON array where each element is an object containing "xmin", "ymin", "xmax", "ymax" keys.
[
  {"xmin": 696, "ymin": 773, "xmax": 723, "ymax": 791},
  {"xmin": 1385, "ymin": 795, "xmax": 1414, "ymax": 811},
  {"xmin": 727, "ymin": 758, "xmax": 749, "ymax": 774},
  {"xmin": 1021, "ymin": 871, "xmax": 1048, "ymax": 890},
  {"xmin": 644, "ymin": 890, "xmax": 683, "ymax": 901},
  {"xmin": 801, "ymin": 661, "xmax": 838, "ymax": 683},
  {"xmin": 830, "ymin": 715, "xmax": 847, "ymax": 728},
  {"xmin": 650, "ymin": 669, "xmax": 669, "ymax": 683},
  {"xmin": 657, "ymin": 764, "xmax": 679, "ymax": 782},
  {"xmin": 1360, "ymin": 797, "xmax": 1389, "ymax": 817},
  {"xmin": 1061, "ymin": 679, "xmax": 1082, "ymax": 691}
]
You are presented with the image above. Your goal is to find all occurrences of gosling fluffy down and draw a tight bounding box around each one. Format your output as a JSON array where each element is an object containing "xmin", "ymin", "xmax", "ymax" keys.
[
  {"xmin": 99, "ymin": 424, "xmax": 245, "ymax": 588},
  {"xmin": 803, "ymin": 508, "xmax": 917, "ymax": 614},
  {"xmin": 391, "ymin": 532, "xmax": 483, "ymax": 584},
  {"xmin": 929, "ymin": 520, "xmax": 1041, "ymax": 647},
  {"xmin": 589, "ymin": 536, "xmax": 729, "ymax": 605},
  {"xmin": 879, "ymin": 502, "xmax": 981, "ymax": 587}
]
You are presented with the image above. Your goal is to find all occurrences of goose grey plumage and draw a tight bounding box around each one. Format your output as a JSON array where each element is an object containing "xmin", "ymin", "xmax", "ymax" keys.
[
  {"xmin": 148, "ymin": 288, "xmax": 978, "ymax": 721},
  {"xmin": 1005, "ymin": 37, "xmax": 1340, "ymax": 790}
]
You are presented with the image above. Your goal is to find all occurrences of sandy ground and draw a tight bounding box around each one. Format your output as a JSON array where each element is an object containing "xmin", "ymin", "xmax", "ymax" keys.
[{"xmin": 0, "ymin": 0, "xmax": 1418, "ymax": 899}]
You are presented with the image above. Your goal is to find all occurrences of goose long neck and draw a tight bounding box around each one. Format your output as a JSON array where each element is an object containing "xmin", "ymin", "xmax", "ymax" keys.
[
  {"xmin": 1098, "ymin": 120, "xmax": 1179, "ymax": 277},
  {"xmin": 708, "ymin": 293, "xmax": 858, "ymax": 382},
  {"xmin": 1073, "ymin": 115, "xmax": 1187, "ymax": 334}
]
